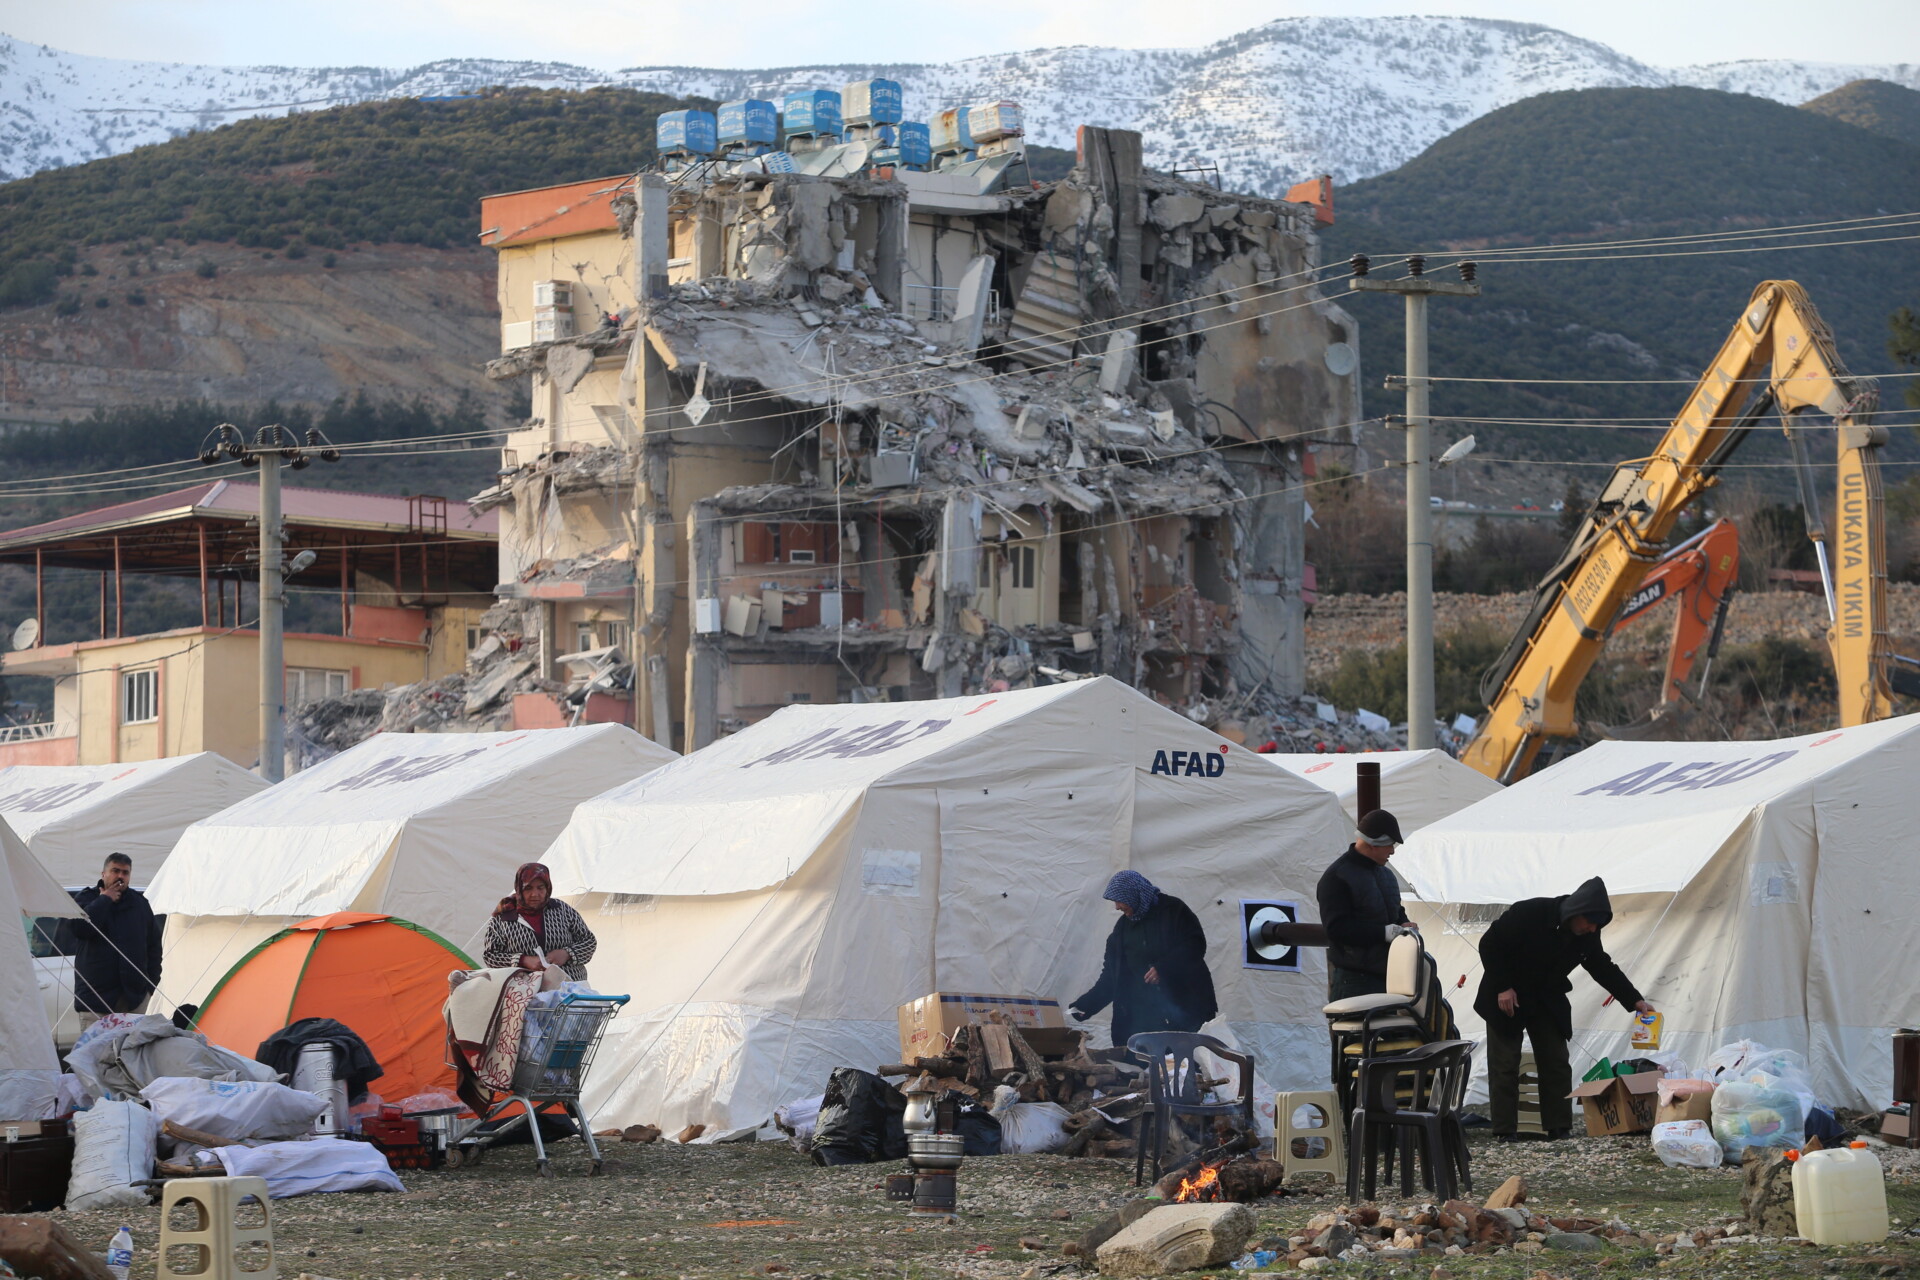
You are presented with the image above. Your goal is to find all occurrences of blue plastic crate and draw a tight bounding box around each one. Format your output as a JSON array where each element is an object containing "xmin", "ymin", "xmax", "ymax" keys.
[
  {"xmin": 657, "ymin": 109, "xmax": 717, "ymax": 156},
  {"xmin": 718, "ymin": 99, "xmax": 779, "ymax": 146},
  {"xmin": 783, "ymin": 89, "xmax": 843, "ymax": 137}
]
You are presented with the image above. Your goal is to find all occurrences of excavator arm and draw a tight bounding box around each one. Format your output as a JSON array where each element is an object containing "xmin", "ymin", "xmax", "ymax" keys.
[
  {"xmin": 1460, "ymin": 280, "xmax": 1881, "ymax": 781},
  {"xmin": 1611, "ymin": 517, "xmax": 1740, "ymax": 705}
]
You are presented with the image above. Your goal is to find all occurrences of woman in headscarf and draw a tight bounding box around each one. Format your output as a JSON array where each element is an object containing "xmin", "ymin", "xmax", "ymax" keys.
[
  {"xmin": 482, "ymin": 862, "xmax": 597, "ymax": 981},
  {"xmin": 1069, "ymin": 870, "xmax": 1217, "ymax": 1047}
]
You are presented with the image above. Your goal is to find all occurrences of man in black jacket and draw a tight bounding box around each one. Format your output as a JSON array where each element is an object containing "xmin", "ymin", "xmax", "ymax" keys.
[
  {"xmin": 71, "ymin": 853, "xmax": 163, "ymax": 1019},
  {"xmin": 1316, "ymin": 810, "xmax": 1415, "ymax": 1001},
  {"xmin": 1474, "ymin": 876, "xmax": 1654, "ymax": 1140},
  {"xmin": 1070, "ymin": 870, "xmax": 1217, "ymax": 1047}
]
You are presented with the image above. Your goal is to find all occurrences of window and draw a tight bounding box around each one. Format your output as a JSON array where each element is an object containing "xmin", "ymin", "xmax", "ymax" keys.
[
  {"xmin": 575, "ymin": 622, "xmax": 597, "ymax": 652},
  {"xmin": 121, "ymin": 669, "xmax": 157, "ymax": 724},
  {"xmin": 604, "ymin": 621, "xmax": 631, "ymax": 653},
  {"xmin": 284, "ymin": 667, "xmax": 350, "ymax": 708},
  {"xmin": 466, "ymin": 626, "xmax": 483, "ymax": 650},
  {"xmin": 788, "ymin": 549, "xmax": 817, "ymax": 564},
  {"xmin": 1007, "ymin": 543, "xmax": 1037, "ymax": 591}
]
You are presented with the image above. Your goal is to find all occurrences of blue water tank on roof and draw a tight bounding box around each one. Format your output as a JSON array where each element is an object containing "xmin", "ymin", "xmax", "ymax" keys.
[
  {"xmin": 783, "ymin": 89, "xmax": 842, "ymax": 137},
  {"xmin": 657, "ymin": 109, "xmax": 717, "ymax": 156},
  {"xmin": 897, "ymin": 121, "xmax": 932, "ymax": 169},
  {"xmin": 718, "ymin": 99, "xmax": 779, "ymax": 146},
  {"xmin": 842, "ymin": 78, "xmax": 903, "ymax": 127}
]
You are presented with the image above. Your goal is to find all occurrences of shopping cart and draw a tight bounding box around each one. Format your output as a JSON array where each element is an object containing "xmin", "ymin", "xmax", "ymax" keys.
[{"xmin": 451, "ymin": 992, "xmax": 629, "ymax": 1177}]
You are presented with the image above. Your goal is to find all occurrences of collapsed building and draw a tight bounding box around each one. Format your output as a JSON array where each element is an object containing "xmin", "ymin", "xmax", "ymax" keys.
[{"xmin": 470, "ymin": 124, "xmax": 1361, "ymax": 752}]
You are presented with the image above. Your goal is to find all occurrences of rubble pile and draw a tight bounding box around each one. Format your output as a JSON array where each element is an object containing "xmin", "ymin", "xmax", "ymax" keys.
[
  {"xmin": 1256, "ymin": 1184, "xmax": 1763, "ymax": 1268},
  {"xmin": 286, "ymin": 601, "xmax": 569, "ymax": 762}
]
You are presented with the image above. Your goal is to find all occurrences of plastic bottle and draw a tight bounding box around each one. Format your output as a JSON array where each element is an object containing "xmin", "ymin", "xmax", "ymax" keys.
[
  {"xmin": 1230, "ymin": 1249, "xmax": 1279, "ymax": 1270},
  {"xmin": 1791, "ymin": 1142, "xmax": 1889, "ymax": 1245},
  {"xmin": 106, "ymin": 1226, "xmax": 133, "ymax": 1280}
]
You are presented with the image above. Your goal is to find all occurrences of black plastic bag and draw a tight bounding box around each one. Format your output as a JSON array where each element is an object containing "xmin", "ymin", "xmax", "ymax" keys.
[
  {"xmin": 810, "ymin": 1068, "xmax": 907, "ymax": 1166},
  {"xmin": 955, "ymin": 1104, "xmax": 1002, "ymax": 1156}
]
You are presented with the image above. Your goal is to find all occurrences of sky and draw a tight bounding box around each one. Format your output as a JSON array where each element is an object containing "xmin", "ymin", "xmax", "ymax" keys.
[{"xmin": 5, "ymin": 0, "xmax": 1916, "ymax": 70}]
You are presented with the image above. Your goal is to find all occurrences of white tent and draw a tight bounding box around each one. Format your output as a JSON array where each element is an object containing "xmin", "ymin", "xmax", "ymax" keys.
[
  {"xmin": 543, "ymin": 677, "xmax": 1353, "ymax": 1134},
  {"xmin": 1259, "ymin": 749, "xmax": 1501, "ymax": 832},
  {"xmin": 1395, "ymin": 714, "xmax": 1920, "ymax": 1111},
  {"xmin": 5, "ymin": 816, "xmax": 80, "ymax": 1074},
  {"xmin": 0, "ymin": 754, "xmax": 266, "ymax": 888},
  {"xmin": 147, "ymin": 725, "xmax": 677, "ymax": 1008}
]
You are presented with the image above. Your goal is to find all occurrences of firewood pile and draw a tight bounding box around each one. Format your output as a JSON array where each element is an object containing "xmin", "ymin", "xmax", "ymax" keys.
[{"xmin": 877, "ymin": 1021, "xmax": 1250, "ymax": 1161}]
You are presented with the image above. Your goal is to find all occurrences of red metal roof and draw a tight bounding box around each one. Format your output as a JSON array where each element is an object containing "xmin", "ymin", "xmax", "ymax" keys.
[
  {"xmin": 480, "ymin": 175, "xmax": 633, "ymax": 249},
  {"xmin": 0, "ymin": 480, "xmax": 496, "ymax": 549}
]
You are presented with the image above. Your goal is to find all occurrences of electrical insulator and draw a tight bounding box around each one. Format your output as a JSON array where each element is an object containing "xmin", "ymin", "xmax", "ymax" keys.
[
  {"xmin": 1407, "ymin": 255, "xmax": 1426, "ymax": 277},
  {"xmin": 1458, "ymin": 261, "xmax": 1477, "ymax": 283},
  {"xmin": 1349, "ymin": 254, "xmax": 1370, "ymax": 278}
]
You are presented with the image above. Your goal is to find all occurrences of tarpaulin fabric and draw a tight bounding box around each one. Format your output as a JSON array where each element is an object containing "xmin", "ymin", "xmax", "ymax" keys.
[
  {"xmin": 67, "ymin": 1014, "xmax": 276, "ymax": 1101},
  {"xmin": 2, "ymin": 816, "xmax": 71, "ymax": 1073},
  {"xmin": 549, "ymin": 677, "xmax": 1352, "ymax": 1134},
  {"xmin": 149, "ymin": 725, "xmax": 674, "ymax": 1006},
  {"xmin": 1260, "ymin": 749, "xmax": 1502, "ymax": 832},
  {"xmin": 0, "ymin": 754, "xmax": 266, "ymax": 888},
  {"xmin": 204, "ymin": 1136, "xmax": 404, "ymax": 1197},
  {"xmin": 195, "ymin": 915, "xmax": 473, "ymax": 1104},
  {"xmin": 1396, "ymin": 713, "xmax": 1920, "ymax": 1111}
]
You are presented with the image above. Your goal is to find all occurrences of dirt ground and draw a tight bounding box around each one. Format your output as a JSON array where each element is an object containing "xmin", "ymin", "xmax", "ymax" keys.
[{"xmin": 37, "ymin": 1130, "xmax": 1920, "ymax": 1280}]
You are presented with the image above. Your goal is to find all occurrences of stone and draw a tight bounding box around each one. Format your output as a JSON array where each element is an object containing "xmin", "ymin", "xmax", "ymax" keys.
[
  {"xmin": 1096, "ymin": 1203, "xmax": 1256, "ymax": 1276},
  {"xmin": 1051, "ymin": 1209, "xmax": 1074, "ymax": 1221},
  {"xmin": 1514, "ymin": 1241, "xmax": 1544, "ymax": 1255},
  {"xmin": 0, "ymin": 1218, "xmax": 114, "ymax": 1280},
  {"xmin": 1298, "ymin": 1259, "xmax": 1333, "ymax": 1273},
  {"xmin": 1313, "ymin": 1224, "xmax": 1356, "ymax": 1256},
  {"xmin": 1075, "ymin": 1200, "xmax": 1160, "ymax": 1260},
  {"xmin": 622, "ymin": 1123, "xmax": 662, "ymax": 1143},
  {"xmin": 1485, "ymin": 1175, "xmax": 1528, "ymax": 1209},
  {"xmin": 1491, "ymin": 1208, "xmax": 1529, "ymax": 1231},
  {"xmin": 1544, "ymin": 1233, "xmax": 1610, "ymax": 1252}
]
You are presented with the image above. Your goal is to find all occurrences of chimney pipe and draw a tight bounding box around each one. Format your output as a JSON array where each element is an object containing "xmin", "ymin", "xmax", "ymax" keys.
[{"xmin": 1355, "ymin": 760, "xmax": 1382, "ymax": 821}]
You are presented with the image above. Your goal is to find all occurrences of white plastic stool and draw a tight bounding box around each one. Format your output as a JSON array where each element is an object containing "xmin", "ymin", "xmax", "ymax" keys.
[
  {"xmin": 160, "ymin": 1176, "xmax": 277, "ymax": 1279},
  {"xmin": 1276, "ymin": 1090, "xmax": 1346, "ymax": 1179}
]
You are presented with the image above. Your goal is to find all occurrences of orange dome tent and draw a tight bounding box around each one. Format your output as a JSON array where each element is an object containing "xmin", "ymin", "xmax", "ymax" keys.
[{"xmin": 194, "ymin": 912, "xmax": 474, "ymax": 1103}]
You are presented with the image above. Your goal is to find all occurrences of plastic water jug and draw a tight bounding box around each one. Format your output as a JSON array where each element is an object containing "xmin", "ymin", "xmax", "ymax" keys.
[{"xmin": 1791, "ymin": 1143, "xmax": 1888, "ymax": 1244}]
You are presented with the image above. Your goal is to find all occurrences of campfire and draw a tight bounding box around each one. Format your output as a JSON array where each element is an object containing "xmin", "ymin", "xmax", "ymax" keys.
[{"xmin": 1173, "ymin": 1162, "xmax": 1225, "ymax": 1202}]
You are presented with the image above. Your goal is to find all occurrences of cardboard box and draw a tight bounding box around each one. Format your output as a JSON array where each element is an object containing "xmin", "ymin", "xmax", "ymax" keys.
[
  {"xmin": 1654, "ymin": 1083, "xmax": 1715, "ymax": 1126},
  {"xmin": 898, "ymin": 991, "xmax": 1065, "ymax": 1061},
  {"xmin": 1569, "ymin": 1069, "xmax": 1665, "ymax": 1135}
]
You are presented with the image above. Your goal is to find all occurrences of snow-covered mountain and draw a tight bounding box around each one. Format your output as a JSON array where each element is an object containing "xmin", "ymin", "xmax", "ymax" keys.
[{"xmin": 3, "ymin": 17, "xmax": 1915, "ymax": 195}]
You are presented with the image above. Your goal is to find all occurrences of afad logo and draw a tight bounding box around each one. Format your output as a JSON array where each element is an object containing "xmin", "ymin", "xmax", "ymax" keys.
[{"xmin": 1149, "ymin": 745, "xmax": 1229, "ymax": 778}]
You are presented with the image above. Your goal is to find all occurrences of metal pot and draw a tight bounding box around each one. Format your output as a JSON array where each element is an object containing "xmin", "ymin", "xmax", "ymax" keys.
[{"xmin": 906, "ymin": 1132, "xmax": 965, "ymax": 1170}]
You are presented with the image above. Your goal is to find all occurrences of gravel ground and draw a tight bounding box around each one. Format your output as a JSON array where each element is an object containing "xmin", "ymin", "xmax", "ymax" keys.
[{"xmin": 37, "ymin": 1130, "xmax": 1920, "ymax": 1279}]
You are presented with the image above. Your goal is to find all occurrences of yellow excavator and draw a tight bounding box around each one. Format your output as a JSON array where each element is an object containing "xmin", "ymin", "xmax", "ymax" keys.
[{"xmin": 1461, "ymin": 279, "xmax": 1918, "ymax": 782}]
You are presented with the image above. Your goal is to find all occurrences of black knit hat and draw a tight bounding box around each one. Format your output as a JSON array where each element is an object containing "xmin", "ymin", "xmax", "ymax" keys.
[{"xmin": 1357, "ymin": 809, "xmax": 1405, "ymax": 846}]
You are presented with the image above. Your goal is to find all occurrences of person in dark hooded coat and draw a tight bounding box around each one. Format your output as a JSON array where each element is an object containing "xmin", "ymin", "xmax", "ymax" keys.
[
  {"xmin": 1070, "ymin": 871, "xmax": 1217, "ymax": 1047},
  {"xmin": 1474, "ymin": 876, "xmax": 1654, "ymax": 1140}
]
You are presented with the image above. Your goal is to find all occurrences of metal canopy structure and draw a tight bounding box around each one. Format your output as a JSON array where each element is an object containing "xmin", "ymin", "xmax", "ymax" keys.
[{"xmin": 0, "ymin": 480, "xmax": 500, "ymax": 640}]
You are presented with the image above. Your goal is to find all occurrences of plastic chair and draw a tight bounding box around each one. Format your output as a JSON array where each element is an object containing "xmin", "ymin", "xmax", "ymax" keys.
[
  {"xmin": 1126, "ymin": 1031, "xmax": 1255, "ymax": 1185},
  {"xmin": 1275, "ymin": 1089, "xmax": 1345, "ymax": 1180},
  {"xmin": 160, "ymin": 1176, "xmax": 276, "ymax": 1278},
  {"xmin": 1345, "ymin": 1039, "xmax": 1473, "ymax": 1203},
  {"xmin": 1322, "ymin": 933, "xmax": 1429, "ymax": 1113}
]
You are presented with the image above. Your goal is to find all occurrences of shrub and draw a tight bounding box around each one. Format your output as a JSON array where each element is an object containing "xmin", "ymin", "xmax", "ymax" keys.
[
  {"xmin": 1324, "ymin": 622, "xmax": 1508, "ymax": 724},
  {"xmin": 0, "ymin": 259, "xmax": 58, "ymax": 309},
  {"xmin": 124, "ymin": 290, "xmax": 146, "ymax": 306},
  {"xmin": 54, "ymin": 293, "xmax": 80, "ymax": 316},
  {"xmin": 195, "ymin": 259, "xmax": 217, "ymax": 278}
]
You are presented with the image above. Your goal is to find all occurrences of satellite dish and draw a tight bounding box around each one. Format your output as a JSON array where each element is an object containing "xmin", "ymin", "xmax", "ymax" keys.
[
  {"xmin": 11, "ymin": 618, "xmax": 40, "ymax": 651},
  {"xmin": 1323, "ymin": 342, "xmax": 1358, "ymax": 377}
]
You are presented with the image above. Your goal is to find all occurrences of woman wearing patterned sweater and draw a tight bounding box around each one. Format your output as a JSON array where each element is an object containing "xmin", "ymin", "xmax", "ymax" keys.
[{"xmin": 483, "ymin": 862, "xmax": 597, "ymax": 982}]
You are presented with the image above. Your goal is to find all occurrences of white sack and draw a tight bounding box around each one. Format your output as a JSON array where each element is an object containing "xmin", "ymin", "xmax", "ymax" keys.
[
  {"xmin": 773, "ymin": 1094, "xmax": 824, "ymax": 1151},
  {"xmin": 68, "ymin": 1016, "xmax": 276, "ymax": 1101},
  {"xmin": 204, "ymin": 1136, "xmax": 404, "ymax": 1197},
  {"xmin": 1651, "ymin": 1119, "xmax": 1723, "ymax": 1170},
  {"xmin": 141, "ymin": 1077, "xmax": 327, "ymax": 1140},
  {"xmin": 992, "ymin": 1100, "xmax": 1072, "ymax": 1154},
  {"xmin": 66, "ymin": 1099, "xmax": 159, "ymax": 1211},
  {"xmin": 0, "ymin": 1070, "xmax": 59, "ymax": 1121}
]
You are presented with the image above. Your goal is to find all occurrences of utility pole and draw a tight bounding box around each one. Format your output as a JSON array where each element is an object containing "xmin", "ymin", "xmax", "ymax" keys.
[
  {"xmin": 1348, "ymin": 255, "xmax": 1479, "ymax": 749},
  {"xmin": 201, "ymin": 424, "xmax": 339, "ymax": 781}
]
